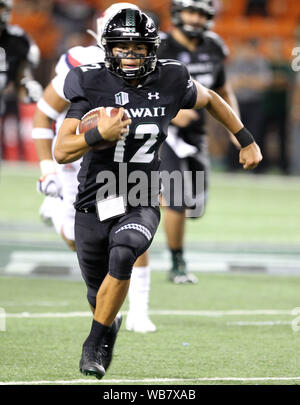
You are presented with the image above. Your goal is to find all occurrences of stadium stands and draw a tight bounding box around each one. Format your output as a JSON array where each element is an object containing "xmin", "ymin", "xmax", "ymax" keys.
[{"xmin": 214, "ymin": 0, "xmax": 300, "ymax": 60}]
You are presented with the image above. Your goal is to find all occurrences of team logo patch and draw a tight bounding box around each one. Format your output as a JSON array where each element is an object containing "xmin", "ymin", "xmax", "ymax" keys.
[
  {"xmin": 115, "ymin": 223, "xmax": 152, "ymax": 241},
  {"xmin": 115, "ymin": 92, "xmax": 129, "ymax": 106}
]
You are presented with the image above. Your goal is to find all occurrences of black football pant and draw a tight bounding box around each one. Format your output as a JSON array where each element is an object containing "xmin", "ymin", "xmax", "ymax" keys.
[{"xmin": 75, "ymin": 206, "xmax": 160, "ymax": 308}]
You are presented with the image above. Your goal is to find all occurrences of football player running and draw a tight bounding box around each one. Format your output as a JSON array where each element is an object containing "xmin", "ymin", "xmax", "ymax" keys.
[
  {"xmin": 33, "ymin": 3, "xmax": 156, "ymax": 335},
  {"xmin": 55, "ymin": 8, "xmax": 262, "ymax": 379},
  {"xmin": 157, "ymin": 0, "xmax": 241, "ymax": 284}
]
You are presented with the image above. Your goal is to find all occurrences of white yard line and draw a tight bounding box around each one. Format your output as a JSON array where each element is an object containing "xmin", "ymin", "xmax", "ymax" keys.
[
  {"xmin": 227, "ymin": 321, "xmax": 292, "ymax": 326},
  {"xmin": 1, "ymin": 376, "xmax": 300, "ymax": 385},
  {"xmin": 0, "ymin": 309, "xmax": 294, "ymax": 319},
  {"xmin": 0, "ymin": 309, "xmax": 298, "ymax": 386}
]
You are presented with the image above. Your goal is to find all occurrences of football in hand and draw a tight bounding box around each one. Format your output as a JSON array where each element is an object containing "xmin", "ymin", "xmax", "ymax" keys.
[{"xmin": 78, "ymin": 106, "xmax": 128, "ymax": 150}]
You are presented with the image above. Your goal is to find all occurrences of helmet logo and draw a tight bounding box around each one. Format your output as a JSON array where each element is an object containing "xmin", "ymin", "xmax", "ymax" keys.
[{"xmin": 125, "ymin": 9, "xmax": 136, "ymax": 33}]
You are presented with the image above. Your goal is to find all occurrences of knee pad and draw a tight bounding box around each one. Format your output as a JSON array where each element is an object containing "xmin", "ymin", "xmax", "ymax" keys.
[
  {"xmin": 108, "ymin": 224, "xmax": 153, "ymax": 280},
  {"xmin": 109, "ymin": 245, "xmax": 136, "ymax": 280},
  {"xmin": 111, "ymin": 223, "xmax": 153, "ymax": 254}
]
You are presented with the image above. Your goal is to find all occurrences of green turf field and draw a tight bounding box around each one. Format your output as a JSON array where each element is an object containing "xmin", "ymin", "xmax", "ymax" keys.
[
  {"xmin": 0, "ymin": 163, "xmax": 300, "ymax": 385},
  {"xmin": 1, "ymin": 274, "xmax": 300, "ymax": 385}
]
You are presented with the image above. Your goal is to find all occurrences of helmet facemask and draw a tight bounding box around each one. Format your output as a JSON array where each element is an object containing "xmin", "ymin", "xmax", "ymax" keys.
[
  {"xmin": 102, "ymin": 9, "xmax": 160, "ymax": 80},
  {"xmin": 104, "ymin": 41, "xmax": 158, "ymax": 79}
]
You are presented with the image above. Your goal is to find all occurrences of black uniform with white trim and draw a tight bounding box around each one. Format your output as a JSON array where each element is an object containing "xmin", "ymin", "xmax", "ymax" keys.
[
  {"xmin": 157, "ymin": 31, "xmax": 228, "ymax": 216},
  {"xmin": 64, "ymin": 60, "xmax": 197, "ymax": 210},
  {"xmin": 0, "ymin": 24, "xmax": 39, "ymax": 107},
  {"xmin": 63, "ymin": 59, "xmax": 197, "ymax": 305}
]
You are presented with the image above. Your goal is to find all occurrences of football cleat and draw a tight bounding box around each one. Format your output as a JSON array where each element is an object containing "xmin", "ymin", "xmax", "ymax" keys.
[
  {"xmin": 99, "ymin": 313, "xmax": 122, "ymax": 370},
  {"xmin": 79, "ymin": 344, "xmax": 105, "ymax": 380},
  {"xmin": 168, "ymin": 252, "xmax": 198, "ymax": 284},
  {"xmin": 168, "ymin": 269, "xmax": 198, "ymax": 284},
  {"xmin": 126, "ymin": 313, "xmax": 157, "ymax": 333}
]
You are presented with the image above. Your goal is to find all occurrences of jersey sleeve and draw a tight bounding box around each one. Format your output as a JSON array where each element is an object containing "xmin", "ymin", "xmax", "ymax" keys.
[
  {"xmin": 52, "ymin": 46, "xmax": 105, "ymax": 101},
  {"xmin": 159, "ymin": 60, "xmax": 197, "ymax": 113},
  {"xmin": 63, "ymin": 67, "xmax": 84, "ymax": 101},
  {"xmin": 55, "ymin": 46, "xmax": 84, "ymax": 77},
  {"xmin": 178, "ymin": 63, "xmax": 197, "ymax": 109},
  {"xmin": 51, "ymin": 52, "xmax": 71, "ymax": 100},
  {"xmin": 65, "ymin": 98, "xmax": 91, "ymax": 120},
  {"xmin": 51, "ymin": 74, "xmax": 68, "ymax": 100},
  {"xmin": 52, "ymin": 47, "xmax": 84, "ymax": 100},
  {"xmin": 63, "ymin": 68, "xmax": 90, "ymax": 119}
]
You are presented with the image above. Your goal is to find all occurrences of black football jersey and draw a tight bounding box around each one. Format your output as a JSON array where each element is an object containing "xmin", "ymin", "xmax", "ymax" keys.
[
  {"xmin": 157, "ymin": 31, "xmax": 228, "ymax": 142},
  {"xmin": 63, "ymin": 60, "xmax": 197, "ymax": 209},
  {"xmin": 0, "ymin": 25, "xmax": 39, "ymax": 95}
]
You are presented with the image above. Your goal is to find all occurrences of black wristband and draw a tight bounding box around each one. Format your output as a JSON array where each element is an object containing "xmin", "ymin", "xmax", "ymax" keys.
[
  {"xmin": 234, "ymin": 127, "xmax": 255, "ymax": 148},
  {"xmin": 84, "ymin": 127, "xmax": 103, "ymax": 147}
]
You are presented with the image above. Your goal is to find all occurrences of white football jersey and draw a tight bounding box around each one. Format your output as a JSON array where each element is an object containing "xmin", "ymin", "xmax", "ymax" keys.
[
  {"xmin": 48, "ymin": 46, "xmax": 105, "ymax": 241},
  {"xmin": 52, "ymin": 45, "xmax": 105, "ymax": 132}
]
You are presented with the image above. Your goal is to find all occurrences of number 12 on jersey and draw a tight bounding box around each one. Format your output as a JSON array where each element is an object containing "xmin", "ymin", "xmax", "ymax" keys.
[{"xmin": 113, "ymin": 123, "xmax": 159, "ymax": 163}]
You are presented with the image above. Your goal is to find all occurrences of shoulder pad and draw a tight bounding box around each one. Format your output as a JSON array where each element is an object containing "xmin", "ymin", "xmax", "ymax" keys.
[
  {"xmin": 203, "ymin": 31, "xmax": 229, "ymax": 58},
  {"xmin": 58, "ymin": 45, "xmax": 105, "ymax": 74},
  {"xmin": 67, "ymin": 45, "xmax": 105, "ymax": 66},
  {"xmin": 65, "ymin": 46, "xmax": 90, "ymax": 69}
]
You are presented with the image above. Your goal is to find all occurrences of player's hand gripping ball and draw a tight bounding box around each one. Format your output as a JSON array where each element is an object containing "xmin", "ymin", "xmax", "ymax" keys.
[{"xmin": 78, "ymin": 107, "xmax": 129, "ymax": 150}]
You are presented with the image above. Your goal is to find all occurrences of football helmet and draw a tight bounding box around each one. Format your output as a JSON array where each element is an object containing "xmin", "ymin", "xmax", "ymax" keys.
[
  {"xmin": 171, "ymin": 0, "xmax": 215, "ymax": 38},
  {"xmin": 101, "ymin": 8, "xmax": 160, "ymax": 80},
  {"xmin": 87, "ymin": 3, "xmax": 140, "ymax": 47},
  {"xmin": 0, "ymin": 0, "xmax": 12, "ymax": 32}
]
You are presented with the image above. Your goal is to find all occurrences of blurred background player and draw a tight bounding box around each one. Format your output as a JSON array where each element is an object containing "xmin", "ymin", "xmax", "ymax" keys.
[
  {"xmin": 32, "ymin": 2, "xmax": 156, "ymax": 334},
  {"xmin": 157, "ymin": 0, "xmax": 240, "ymax": 284},
  {"xmin": 0, "ymin": 0, "xmax": 42, "ymax": 162}
]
